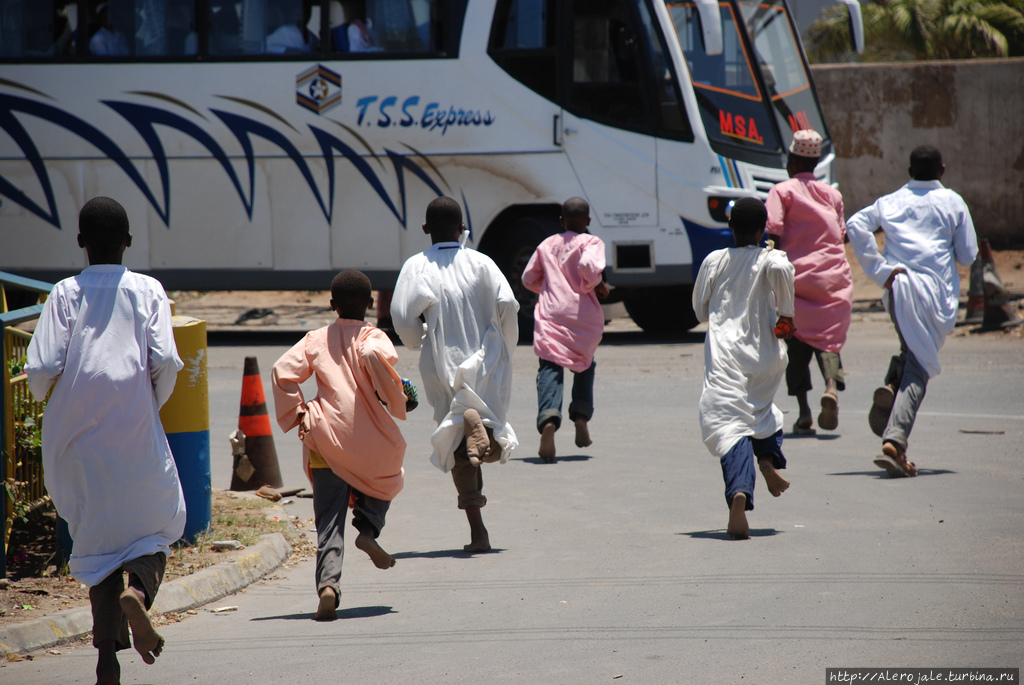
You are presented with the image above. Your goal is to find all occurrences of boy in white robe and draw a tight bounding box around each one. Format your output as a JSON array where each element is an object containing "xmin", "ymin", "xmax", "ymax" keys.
[
  {"xmin": 846, "ymin": 145, "xmax": 978, "ymax": 477},
  {"xmin": 693, "ymin": 197, "xmax": 796, "ymax": 539},
  {"xmin": 392, "ymin": 196, "xmax": 519, "ymax": 552},
  {"xmin": 26, "ymin": 196, "xmax": 186, "ymax": 684}
]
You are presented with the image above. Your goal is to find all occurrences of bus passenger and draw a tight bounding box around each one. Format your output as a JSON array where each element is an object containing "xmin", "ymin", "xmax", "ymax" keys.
[
  {"xmin": 266, "ymin": 0, "xmax": 318, "ymax": 53},
  {"xmin": 272, "ymin": 270, "xmax": 414, "ymax": 621},
  {"xmin": 392, "ymin": 197, "xmax": 520, "ymax": 553},
  {"xmin": 25, "ymin": 197, "xmax": 186, "ymax": 683},
  {"xmin": 693, "ymin": 197, "xmax": 795, "ymax": 540},
  {"xmin": 765, "ymin": 129, "xmax": 853, "ymax": 435},
  {"xmin": 521, "ymin": 197, "xmax": 610, "ymax": 463},
  {"xmin": 89, "ymin": 2, "xmax": 130, "ymax": 56}
]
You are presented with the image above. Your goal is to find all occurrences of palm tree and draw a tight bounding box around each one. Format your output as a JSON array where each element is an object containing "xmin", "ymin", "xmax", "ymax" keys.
[{"xmin": 806, "ymin": 0, "xmax": 1024, "ymax": 62}]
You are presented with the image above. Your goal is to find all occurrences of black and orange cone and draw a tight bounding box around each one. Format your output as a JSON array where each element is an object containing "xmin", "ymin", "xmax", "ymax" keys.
[{"xmin": 230, "ymin": 357, "xmax": 283, "ymax": 491}]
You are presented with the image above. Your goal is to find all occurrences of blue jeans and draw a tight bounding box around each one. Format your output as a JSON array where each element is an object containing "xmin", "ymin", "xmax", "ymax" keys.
[
  {"xmin": 719, "ymin": 430, "xmax": 785, "ymax": 511},
  {"xmin": 536, "ymin": 358, "xmax": 595, "ymax": 432}
]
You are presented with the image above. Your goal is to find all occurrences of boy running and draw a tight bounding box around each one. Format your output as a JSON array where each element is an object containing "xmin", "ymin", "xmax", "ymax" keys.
[{"xmin": 693, "ymin": 197, "xmax": 796, "ymax": 539}]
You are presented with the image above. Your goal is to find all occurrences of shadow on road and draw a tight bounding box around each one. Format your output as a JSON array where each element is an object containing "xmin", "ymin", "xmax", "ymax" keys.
[
  {"xmin": 249, "ymin": 605, "xmax": 396, "ymax": 621},
  {"xmin": 515, "ymin": 455, "xmax": 593, "ymax": 464},
  {"xmin": 391, "ymin": 548, "xmax": 506, "ymax": 560},
  {"xmin": 827, "ymin": 468, "xmax": 957, "ymax": 478},
  {"xmin": 680, "ymin": 528, "xmax": 781, "ymax": 540}
]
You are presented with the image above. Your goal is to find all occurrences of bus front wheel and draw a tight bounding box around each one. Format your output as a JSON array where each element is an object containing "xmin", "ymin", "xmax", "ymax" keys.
[{"xmin": 623, "ymin": 285, "xmax": 700, "ymax": 335}]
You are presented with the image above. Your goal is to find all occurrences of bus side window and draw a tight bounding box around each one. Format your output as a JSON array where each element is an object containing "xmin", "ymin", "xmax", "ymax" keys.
[
  {"xmin": 329, "ymin": 0, "xmax": 432, "ymax": 55},
  {"xmin": 636, "ymin": 0, "xmax": 693, "ymax": 141},
  {"xmin": 133, "ymin": 0, "xmax": 198, "ymax": 57},
  {"xmin": 209, "ymin": 1, "xmax": 244, "ymax": 55},
  {"xmin": 487, "ymin": 0, "xmax": 557, "ymax": 102},
  {"xmin": 567, "ymin": 0, "xmax": 648, "ymax": 131},
  {"xmin": 0, "ymin": 0, "xmax": 72, "ymax": 58}
]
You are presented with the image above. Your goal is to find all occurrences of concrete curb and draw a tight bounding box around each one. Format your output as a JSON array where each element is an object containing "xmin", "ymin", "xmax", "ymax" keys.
[{"xmin": 0, "ymin": 532, "xmax": 291, "ymax": 657}]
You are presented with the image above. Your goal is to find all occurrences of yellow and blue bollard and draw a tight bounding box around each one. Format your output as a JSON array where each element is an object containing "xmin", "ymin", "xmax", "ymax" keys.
[{"xmin": 160, "ymin": 316, "xmax": 212, "ymax": 542}]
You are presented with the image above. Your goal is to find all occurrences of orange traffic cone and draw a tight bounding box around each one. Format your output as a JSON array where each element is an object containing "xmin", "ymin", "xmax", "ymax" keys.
[{"xmin": 230, "ymin": 357, "xmax": 283, "ymax": 491}]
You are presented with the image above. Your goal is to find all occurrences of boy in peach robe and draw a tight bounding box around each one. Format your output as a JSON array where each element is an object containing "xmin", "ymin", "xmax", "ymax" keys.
[
  {"xmin": 765, "ymin": 129, "xmax": 853, "ymax": 434},
  {"xmin": 272, "ymin": 270, "xmax": 412, "ymax": 620}
]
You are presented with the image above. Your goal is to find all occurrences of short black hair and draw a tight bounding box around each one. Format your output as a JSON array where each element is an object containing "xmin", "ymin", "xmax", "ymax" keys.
[
  {"xmin": 424, "ymin": 196, "xmax": 463, "ymax": 237},
  {"xmin": 561, "ymin": 196, "xmax": 589, "ymax": 219},
  {"xmin": 909, "ymin": 145, "xmax": 943, "ymax": 180},
  {"xmin": 330, "ymin": 269, "xmax": 372, "ymax": 314},
  {"xmin": 728, "ymin": 197, "xmax": 767, "ymax": 235},
  {"xmin": 79, "ymin": 196, "xmax": 129, "ymax": 251}
]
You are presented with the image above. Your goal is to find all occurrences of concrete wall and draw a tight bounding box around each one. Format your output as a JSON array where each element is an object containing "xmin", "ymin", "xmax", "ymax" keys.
[{"xmin": 810, "ymin": 58, "xmax": 1024, "ymax": 248}]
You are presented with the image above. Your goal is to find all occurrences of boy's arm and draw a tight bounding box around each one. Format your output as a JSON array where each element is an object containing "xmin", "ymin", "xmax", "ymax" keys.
[
  {"xmin": 148, "ymin": 290, "xmax": 184, "ymax": 408},
  {"xmin": 271, "ymin": 336, "xmax": 313, "ymax": 432},
  {"xmin": 952, "ymin": 197, "xmax": 979, "ymax": 268},
  {"xmin": 764, "ymin": 186, "xmax": 786, "ymax": 249},
  {"xmin": 494, "ymin": 266, "xmax": 520, "ymax": 349},
  {"xmin": 360, "ymin": 328, "xmax": 407, "ymax": 421},
  {"xmin": 24, "ymin": 286, "xmax": 69, "ymax": 401},
  {"xmin": 520, "ymin": 247, "xmax": 545, "ymax": 295},
  {"xmin": 391, "ymin": 262, "xmax": 433, "ymax": 350},
  {"xmin": 577, "ymin": 238, "xmax": 607, "ymax": 294},
  {"xmin": 846, "ymin": 202, "xmax": 895, "ymax": 287},
  {"xmin": 691, "ymin": 256, "xmax": 716, "ymax": 324},
  {"xmin": 766, "ymin": 253, "xmax": 796, "ymax": 318}
]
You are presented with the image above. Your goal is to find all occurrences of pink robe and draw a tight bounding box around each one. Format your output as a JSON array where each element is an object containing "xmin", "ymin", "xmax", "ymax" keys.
[
  {"xmin": 272, "ymin": 319, "xmax": 407, "ymax": 501},
  {"xmin": 765, "ymin": 173, "xmax": 853, "ymax": 352},
  {"xmin": 522, "ymin": 231, "xmax": 606, "ymax": 373}
]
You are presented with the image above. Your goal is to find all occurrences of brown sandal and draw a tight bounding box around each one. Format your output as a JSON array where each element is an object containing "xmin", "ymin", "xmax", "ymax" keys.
[{"xmin": 874, "ymin": 441, "xmax": 918, "ymax": 477}]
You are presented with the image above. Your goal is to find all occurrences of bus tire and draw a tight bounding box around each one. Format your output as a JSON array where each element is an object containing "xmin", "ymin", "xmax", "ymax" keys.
[
  {"xmin": 488, "ymin": 215, "xmax": 559, "ymax": 343},
  {"xmin": 623, "ymin": 285, "xmax": 700, "ymax": 335}
]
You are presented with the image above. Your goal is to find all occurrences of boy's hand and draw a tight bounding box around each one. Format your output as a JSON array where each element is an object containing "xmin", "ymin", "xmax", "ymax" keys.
[
  {"xmin": 402, "ymin": 378, "xmax": 419, "ymax": 412},
  {"xmin": 297, "ymin": 412, "xmax": 308, "ymax": 440},
  {"xmin": 883, "ymin": 267, "xmax": 907, "ymax": 291},
  {"xmin": 595, "ymin": 282, "xmax": 610, "ymax": 300},
  {"xmin": 774, "ymin": 315, "xmax": 796, "ymax": 339}
]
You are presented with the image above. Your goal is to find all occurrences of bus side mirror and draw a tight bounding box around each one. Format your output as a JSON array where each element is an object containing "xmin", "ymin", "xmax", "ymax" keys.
[
  {"xmin": 694, "ymin": 0, "xmax": 724, "ymax": 56},
  {"xmin": 836, "ymin": 0, "xmax": 865, "ymax": 53}
]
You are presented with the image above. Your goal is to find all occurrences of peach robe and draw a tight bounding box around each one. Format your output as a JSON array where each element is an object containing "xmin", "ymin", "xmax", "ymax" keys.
[
  {"xmin": 765, "ymin": 173, "xmax": 853, "ymax": 353},
  {"xmin": 272, "ymin": 319, "xmax": 407, "ymax": 501}
]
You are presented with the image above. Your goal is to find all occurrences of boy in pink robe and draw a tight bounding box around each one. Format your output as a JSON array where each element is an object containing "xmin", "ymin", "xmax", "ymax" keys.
[
  {"xmin": 522, "ymin": 197, "xmax": 609, "ymax": 462},
  {"xmin": 272, "ymin": 270, "xmax": 413, "ymax": 621},
  {"xmin": 765, "ymin": 129, "xmax": 853, "ymax": 434}
]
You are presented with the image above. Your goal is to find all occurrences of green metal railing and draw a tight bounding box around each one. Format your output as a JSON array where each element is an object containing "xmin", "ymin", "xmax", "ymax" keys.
[{"xmin": 1, "ymin": 272, "xmax": 52, "ymax": 579}]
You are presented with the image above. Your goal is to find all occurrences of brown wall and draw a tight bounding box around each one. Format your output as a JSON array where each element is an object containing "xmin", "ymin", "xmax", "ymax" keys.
[{"xmin": 810, "ymin": 58, "xmax": 1024, "ymax": 248}]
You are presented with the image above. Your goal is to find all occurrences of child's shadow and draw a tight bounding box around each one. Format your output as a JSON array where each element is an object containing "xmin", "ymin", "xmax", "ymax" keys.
[
  {"xmin": 518, "ymin": 455, "xmax": 593, "ymax": 464},
  {"xmin": 827, "ymin": 468, "xmax": 956, "ymax": 478},
  {"xmin": 784, "ymin": 432, "xmax": 841, "ymax": 440},
  {"xmin": 251, "ymin": 605, "xmax": 396, "ymax": 621},
  {"xmin": 391, "ymin": 548, "xmax": 505, "ymax": 559},
  {"xmin": 680, "ymin": 529, "xmax": 780, "ymax": 540}
]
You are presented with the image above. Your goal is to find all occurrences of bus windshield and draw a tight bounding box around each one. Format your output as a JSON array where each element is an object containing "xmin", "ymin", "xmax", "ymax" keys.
[{"xmin": 668, "ymin": 0, "xmax": 827, "ymax": 160}]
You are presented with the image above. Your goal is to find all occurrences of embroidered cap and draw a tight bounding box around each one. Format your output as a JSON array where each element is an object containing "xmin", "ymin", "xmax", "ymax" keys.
[{"xmin": 789, "ymin": 129, "xmax": 823, "ymax": 158}]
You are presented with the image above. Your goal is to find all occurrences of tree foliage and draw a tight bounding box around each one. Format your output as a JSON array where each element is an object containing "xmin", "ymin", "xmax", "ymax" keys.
[{"xmin": 807, "ymin": 0, "xmax": 1024, "ymax": 62}]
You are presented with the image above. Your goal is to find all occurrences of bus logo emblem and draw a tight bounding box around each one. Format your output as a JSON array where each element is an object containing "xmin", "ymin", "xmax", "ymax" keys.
[{"xmin": 296, "ymin": 64, "xmax": 341, "ymax": 115}]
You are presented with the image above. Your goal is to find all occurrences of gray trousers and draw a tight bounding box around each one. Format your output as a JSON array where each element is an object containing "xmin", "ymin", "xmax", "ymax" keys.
[
  {"xmin": 311, "ymin": 467, "xmax": 390, "ymax": 602},
  {"xmin": 882, "ymin": 304, "xmax": 929, "ymax": 450},
  {"xmin": 90, "ymin": 552, "xmax": 166, "ymax": 650}
]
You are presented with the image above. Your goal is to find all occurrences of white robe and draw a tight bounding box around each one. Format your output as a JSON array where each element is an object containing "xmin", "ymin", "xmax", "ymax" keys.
[
  {"xmin": 392, "ymin": 243, "xmax": 519, "ymax": 472},
  {"xmin": 25, "ymin": 265, "xmax": 186, "ymax": 587},
  {"xmin": 846, "ymin": 180, "xmax": 978, "ymax": 378},
  {"xmin": 693, "ymin": 247, "xmax": 795, "ymax": 458}
]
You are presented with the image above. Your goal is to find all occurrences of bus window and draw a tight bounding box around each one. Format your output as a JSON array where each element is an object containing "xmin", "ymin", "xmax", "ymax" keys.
[
  {"xmin": 487, "ymin": 0, "xmax": 557, "ymax": 102},
  {"xmin": 567, "ymin": 0, "xmax": 648, "ymax": 131},
  {"xmin": 329, "ymin": 0, "xmax": 438, "ymax": 55},
  {"xmin": 635, "ymin": 0, "xmax": 692, "ymax": 141},
  {"xmin": 265, "ymin": 0, "xmax": 318, "ymax": 53},
  {"xmin": 0, "ymin": 0, "xmax": 75, "ymax": 58}
]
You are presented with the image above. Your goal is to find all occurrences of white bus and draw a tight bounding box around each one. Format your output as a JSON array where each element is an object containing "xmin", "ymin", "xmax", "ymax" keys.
[{"xmin": 0, "ymin": 0, "xmax": 860, "ymax": 334}]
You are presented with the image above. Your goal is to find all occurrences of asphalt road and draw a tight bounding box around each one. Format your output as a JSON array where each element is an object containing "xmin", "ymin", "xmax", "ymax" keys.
[{"xmin": 6, "ymin": 311, "xmax": 1023, "ymax": 684}]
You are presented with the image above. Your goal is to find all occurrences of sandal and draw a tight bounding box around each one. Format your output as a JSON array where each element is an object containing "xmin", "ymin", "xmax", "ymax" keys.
[
  {"xmin": 868, "ymin": 386, "xmax": 894, "ymax": 437},
  {"xmin": 792, "ymin": 418, "xmax": 816, "ymax": 436},
  {"xmin": 873, "ymin": 441, "xmax": 918, "ymax": 477},
  {"xmin": 818, "ymin": 391, "xmax": 839, "ymax": 431}
]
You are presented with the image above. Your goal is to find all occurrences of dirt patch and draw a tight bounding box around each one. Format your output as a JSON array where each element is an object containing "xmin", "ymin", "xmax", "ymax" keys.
[{"xmin": 0, "ymin": 490, "xmax": 313, "ymax": 629}]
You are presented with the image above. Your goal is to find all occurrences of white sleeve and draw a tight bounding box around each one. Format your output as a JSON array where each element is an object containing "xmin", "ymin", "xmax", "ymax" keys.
[
  {"xmin": 24, "ymin": 285, "xmax": 68, "ymax": 401},
  {"xmin": 391, "ymin": 260, "xmax": 431, "ymax": 350},
  {"xmin": 692, "ymin": 254, "xmax": 716, "ymax": 324},
  {"xmin": 148, "ymin": 289, "xmax": 183, "ymax": 408},
  {"xmin": 952, "ymin": 197, "xmax": 979, "ymax": 267},
  {"xmin": 845, "ymin": 202, "xmax": 895, "ymax": 287}
]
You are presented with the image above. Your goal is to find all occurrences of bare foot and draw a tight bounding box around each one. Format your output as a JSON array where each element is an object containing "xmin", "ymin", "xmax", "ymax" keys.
[
  {"xmin": 727, "ymin": 493, "xmax": 750, "ymax": 540},
  {"xmin": 463, "ymin": 409, "xmax": 489, "ymax": 466},
  {"xmin": 119, "ymin": 588, "xmax": 163, "ymax": 665},
  {"xmin": 355, "ymin": 533, "xmax": 396, "ymax": 569},
  {"xmin": 315, "ymin": 587, "xmax": 337, "ymax": 621},
  {"xmin": 758, "ymin": 459, "xmax": 791, "ymax": 497},
  {"xmin": 574, "ymin": 418, "xmax": 592, "ymax": 448},
  {"xmin": 464, "ymin": 506, "xmax": 491, "ymax": 552},
  {"xmin": 538, "ymin": 422, "xmax": 556, "ymax": 463}
]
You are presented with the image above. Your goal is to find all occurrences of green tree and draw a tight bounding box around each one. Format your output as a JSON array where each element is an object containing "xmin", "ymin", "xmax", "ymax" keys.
[{"xmin": 806, "ymin": 0, "xmax": 1024, "ymax": 62}]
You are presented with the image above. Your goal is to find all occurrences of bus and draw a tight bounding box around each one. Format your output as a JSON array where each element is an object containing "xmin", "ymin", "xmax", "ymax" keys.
[{"xmin": 0, "ymin": 0, "xmax": 861, "ymax": 334}]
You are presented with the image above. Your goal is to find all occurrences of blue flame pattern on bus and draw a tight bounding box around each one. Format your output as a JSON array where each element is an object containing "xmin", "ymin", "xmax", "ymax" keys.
[{"xmin": 0, "ymin": 93, "xmax": 447, "ymax": 231}]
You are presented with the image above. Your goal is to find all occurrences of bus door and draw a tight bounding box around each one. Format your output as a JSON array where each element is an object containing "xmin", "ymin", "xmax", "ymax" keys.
[{"xmin": 557, "ymin": 0, "xmax": 658, "ymax": 229}]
